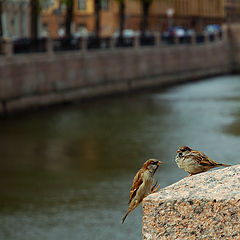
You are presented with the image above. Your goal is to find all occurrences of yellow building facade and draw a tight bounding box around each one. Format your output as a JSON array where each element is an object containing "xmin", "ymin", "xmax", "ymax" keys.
[{"xmin": 41, "ymin": 0, "xmax": 227, "ymax": 38}]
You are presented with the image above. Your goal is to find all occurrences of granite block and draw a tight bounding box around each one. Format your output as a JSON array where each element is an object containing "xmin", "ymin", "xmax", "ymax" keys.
[{"xmin": 143, "ymin": 165, "xmax": 240, "ymax": 240}]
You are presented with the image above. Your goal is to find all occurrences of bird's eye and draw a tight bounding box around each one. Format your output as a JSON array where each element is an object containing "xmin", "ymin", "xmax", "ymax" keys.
[{"xmin": 181, "ymin": 149, "xmax": 186, "ymax": 152}]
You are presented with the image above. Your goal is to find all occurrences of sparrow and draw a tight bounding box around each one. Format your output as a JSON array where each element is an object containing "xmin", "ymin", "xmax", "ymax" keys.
[
  {"xmin": 175, "ymin": 145, "xmax": 231, "ymax": 176},
  {"xmin": 122, "ymin": 159, "xmax": 163, "ymax": 224}
]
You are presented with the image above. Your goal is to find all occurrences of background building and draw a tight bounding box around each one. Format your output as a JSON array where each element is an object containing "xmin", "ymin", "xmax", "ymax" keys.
[
  {"xmin": 124, "ymin": 0, "xmax": 226, "ymax": 32},
  {"xmin": 225, "ymin": 0, "xmax": 240, "ymax": 22},
  {"xmin": 1, "ymin": 0, "xmax": 30, "ymax": 38},
  {"xmin": 1, "ymin": 0, "xmax": 240, "ymax": 38},
  {"xmin": 41, "ymin": 0, "xmax": 229, "ymax": 38},
  {"xmin": 2, "ymin": 0, "xmax": 237, "ymax": 39}
]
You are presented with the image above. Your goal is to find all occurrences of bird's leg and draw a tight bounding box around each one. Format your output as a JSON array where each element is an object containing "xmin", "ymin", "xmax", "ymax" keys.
[
  {"xmin": 151, "ymin": 184, "xmax": 161, "ymax": 193},
  {"xmin": 151, "ymin": 181, "xmax": 160, "ymax": 193},
  {"xmin": 151, "ymin": 181, "xmax": 158, "ymax": 192}
]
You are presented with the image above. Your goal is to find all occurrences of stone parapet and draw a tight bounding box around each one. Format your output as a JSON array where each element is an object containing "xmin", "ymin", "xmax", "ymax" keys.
[
  {"xmin": 0, "ymin": 40, "xmax": 230, "ymax": 115},
  {"xmin": 2, "ymin": 24, "xmax": 240, "ymax": 114},
  {"xmin": 143, "ymin": 165, "xmax": 240, "ymax": 240}
]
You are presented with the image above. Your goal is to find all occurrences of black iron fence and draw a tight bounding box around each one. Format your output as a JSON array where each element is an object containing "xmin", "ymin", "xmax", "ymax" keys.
[
  {"xmin": 13, "ymin": 38, "xmax": 47, "ymax": 54},
  {"xmin": 0, "ymin": 38, "xmax": 5, "ymax": 55},
  {"xmin": 140, "ymin": 35, "xmax": 155, "ymax": 46},
  {"xmin": 53, "ymin": 38, "xmax": 80, "ymax": 51},
  {"xmin": 87, "ymin": 37, "xmax": 112, "ymax": 49},
  {"xmin": 115, "ymin": 37, "xmax": 134, "ymax": 47},
  {"xmin": 0, "ymin": 31, "xmax": 223, "ymax": 55},
  {"xmin": 161, "ymin": 31, "xmax": 222, "ymax": 45}
]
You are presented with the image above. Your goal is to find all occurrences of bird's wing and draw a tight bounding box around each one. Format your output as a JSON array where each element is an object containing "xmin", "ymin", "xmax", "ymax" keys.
[
  {"xmin": 190, "ymin": 150, "xmax": 217, "ymax": 166},
  {"xmin": 128, "ymin": 169, "xmax": 143, "ymax": 204}
]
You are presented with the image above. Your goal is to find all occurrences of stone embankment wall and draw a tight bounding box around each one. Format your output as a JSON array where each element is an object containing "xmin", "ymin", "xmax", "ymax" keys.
[
  {"xmin": 0, "ymin": 25, "xmax": 239, "ymax": 114},
  {"xmin": 229, "ymin": 24, "xmax": 240, "ymax": 71},
  {"xmin": 143, "ymin": 165, "xmax": 240, "ymax": 240}
]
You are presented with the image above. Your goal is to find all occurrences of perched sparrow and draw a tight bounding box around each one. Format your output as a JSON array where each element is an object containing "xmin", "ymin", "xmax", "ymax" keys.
[
  {"xmin": 175, "ymin": 145, "xmax": 231, "ymax": 176},
  {"xmin": 122, "ymin": 159, "xmax": 163, "ymax": 224}
]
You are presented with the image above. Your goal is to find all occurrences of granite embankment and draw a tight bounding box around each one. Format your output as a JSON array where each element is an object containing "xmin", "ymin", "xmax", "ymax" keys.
[{"xmin": 1, "ymin": 24, "xmax": 240, "ymax": 114}]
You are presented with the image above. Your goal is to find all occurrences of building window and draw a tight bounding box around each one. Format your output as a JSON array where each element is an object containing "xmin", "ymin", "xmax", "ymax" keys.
[
  {"xmin": 78, "ymin": 0, "xmax": 86, "ymax": 10},
  {"xmin": 41, "ymin": 0, "xmax": 54, "ymax": 9},
  {"xmin": 101, "ymin": 0, "xmax": 109, "ymax": 10}
]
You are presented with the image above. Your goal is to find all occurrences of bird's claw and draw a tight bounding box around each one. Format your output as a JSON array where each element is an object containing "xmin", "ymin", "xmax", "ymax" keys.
[{"xmin": 185, "ymin": 173, "xmax": 194, "ymax": 178}]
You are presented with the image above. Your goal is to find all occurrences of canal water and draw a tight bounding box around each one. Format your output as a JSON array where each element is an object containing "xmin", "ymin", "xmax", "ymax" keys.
[{"xmin": 0, "ymin": 75, "xmax": 239, "ymax": 240}]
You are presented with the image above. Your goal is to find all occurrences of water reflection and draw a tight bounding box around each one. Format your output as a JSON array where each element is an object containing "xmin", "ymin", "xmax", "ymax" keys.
[{"xmin": 0, "ymin": 75, "xmax": 239, "ymax": 240}]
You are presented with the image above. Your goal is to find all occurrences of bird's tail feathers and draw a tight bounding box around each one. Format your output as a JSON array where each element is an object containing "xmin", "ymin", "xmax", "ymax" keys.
[
  {"xmin": 217, "ymin": 163, "xmax": 231, "ymax": 167},
  {"xmin": 122, "ymin": 209, "xmax": 131, "ymax": 224}
]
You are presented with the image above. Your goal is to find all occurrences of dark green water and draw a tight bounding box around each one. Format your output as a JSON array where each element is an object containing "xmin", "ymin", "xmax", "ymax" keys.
[{"xmin": 0, "ymin": 75, "xmax": 239, "ymax": 240}]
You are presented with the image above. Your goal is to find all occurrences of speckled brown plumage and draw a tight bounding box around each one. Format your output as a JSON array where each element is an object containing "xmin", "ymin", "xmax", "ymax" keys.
[
  {"xmin": 175, "ymin": 145, "xmax": 230, "ymax": 176},
  {"xmin": 122, "ymin": 159, "xmax": 163, "ymax": 224}
]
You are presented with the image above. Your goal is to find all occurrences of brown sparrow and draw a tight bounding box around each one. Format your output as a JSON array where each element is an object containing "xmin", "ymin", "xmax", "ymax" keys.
[
  {"xmin": 122, "ymin": 159, "xmax": 163, "ymax": 224},
  {"xmin": 175, "ymin": 145, "xmax": 231, "ymax": 176}
]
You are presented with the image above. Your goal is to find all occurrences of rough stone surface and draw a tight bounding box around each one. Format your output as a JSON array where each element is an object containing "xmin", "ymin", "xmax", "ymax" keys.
[{"xmin": 143, "ymin": 165, "xmax": 240, "ymax": 240}]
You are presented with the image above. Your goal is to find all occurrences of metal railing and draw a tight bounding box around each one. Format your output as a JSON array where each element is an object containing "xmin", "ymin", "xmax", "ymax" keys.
[
  {"xmin": 0, "ymin": 31, "xmax": 223, "ymax": 57},
  {"xmin": 13, "ymin": 38, "xmax": 47, "ymax": 54}
]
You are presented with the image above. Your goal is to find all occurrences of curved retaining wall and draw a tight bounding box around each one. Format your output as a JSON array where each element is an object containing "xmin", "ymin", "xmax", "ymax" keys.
[{"xmin": 0, "ymin": 28, "xmax": 235, "ymax": 114}]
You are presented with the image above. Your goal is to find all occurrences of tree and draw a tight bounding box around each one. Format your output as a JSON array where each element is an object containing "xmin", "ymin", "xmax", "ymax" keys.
[
  {"xmin": 116, "ymin": 0, "xmax": 125, "ymax": 39},
  {"xmin": 140, "ymin": 0, "xmax": 153, "ymax": 37},
  {"xmin": 30, "ymin": 0, "xmax": 60, "ymax": 38},
  {"xmin": 0, "ymin": 0, "xmax": 3, "ymax": 37},
  {"xmin": 30, "ymin": 0, "xmax": 39, "ymax": 38},
  {"xmin": 62, "ymin": 0, "xmax": 74, "ymax": 38},
  {"xmin": 94, "ymin": 0, "xmax": 101, "ymax": 39}
]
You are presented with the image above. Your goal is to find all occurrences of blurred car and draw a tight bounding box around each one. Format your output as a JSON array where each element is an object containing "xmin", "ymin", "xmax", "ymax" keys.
[
  {"xmin": 185, "ymin": 29, "xmax": 196, "ymax": 36},
  {"xmin": 73, "ymin": 28, "xmax": 88, "ymax": 38},
  {"xmin": 113, "ymin": 29, "xmax": 137, "ymax": 47},
  {"xmin": 113, "ymin": 29, "xmax": 136, "ymax": 38},
  {"xmin": 205, "ymin": 24, "xmax": 221, "ymax": 34},
  {"xmin": 163, "ymin": 26, "xmax": 186, "ymax": 38}
]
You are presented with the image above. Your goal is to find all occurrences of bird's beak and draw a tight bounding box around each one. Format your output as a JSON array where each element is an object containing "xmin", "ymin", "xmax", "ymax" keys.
[
  {"xmin": 157, "ymin": 161, "xmax": 163, "ymax": 166},
  {"xmin": 177, "ymin": 150, "xmax": 181, "ymax": 153}
]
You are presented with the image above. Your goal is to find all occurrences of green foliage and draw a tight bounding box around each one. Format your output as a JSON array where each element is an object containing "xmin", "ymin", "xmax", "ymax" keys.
[
  {"xmin": 114, "ymin": 0, "xmax": 125, "ymax": 3},
  {"xmin": 139, "ymin": 0, "xmax": 154, "ymax": 3},
  {"xmin": 60, "ymin": 0, "xmax": 72, "ymax": 7}
]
